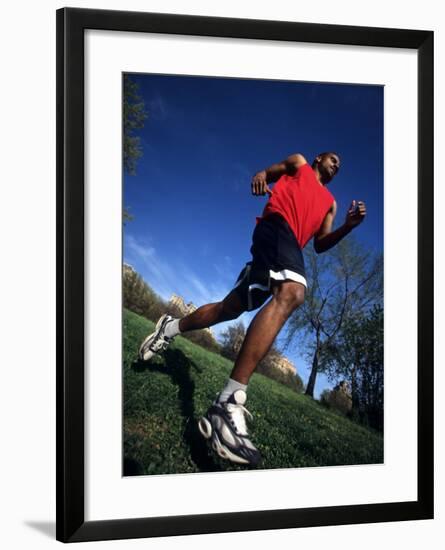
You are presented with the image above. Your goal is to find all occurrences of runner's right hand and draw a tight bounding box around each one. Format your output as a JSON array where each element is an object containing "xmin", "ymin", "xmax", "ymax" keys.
[{"xmin": 251, "ymin": 171, "xmax": 273, "ymax": 196}]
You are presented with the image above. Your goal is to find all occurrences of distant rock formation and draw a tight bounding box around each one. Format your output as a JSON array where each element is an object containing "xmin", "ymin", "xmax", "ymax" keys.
[
  {"xmin": 329, "ymin": 380, "xmax": 352, "ymax": 413},
  {"xmin": 169, "ymin": 293, "xmax": 196, "ymax": 316},
  {"xmin": 334, "ymin": 380, "xmax": 352, "ymax": 397},
  {"xmin": 263, "ymin": 348, "xmax": 297, "ymax": 376},
  {"xmin": 169, "ymin": 294, "xmax": 215, "ymax": 338}
]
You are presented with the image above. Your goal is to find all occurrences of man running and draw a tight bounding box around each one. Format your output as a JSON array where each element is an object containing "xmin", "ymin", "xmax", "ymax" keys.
[{"xmin": 138, "ymin": 152, "xmax": 366, "ymax": 467}]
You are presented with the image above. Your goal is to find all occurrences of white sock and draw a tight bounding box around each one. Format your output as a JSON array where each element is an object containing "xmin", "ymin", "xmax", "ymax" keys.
[
  {"xmin": 217, "ymin": 378, "xmax": 248, "ymax": 404},
  {"xmin": 164, "ymin": 318, "xmax": 181, "ymax": 339}
]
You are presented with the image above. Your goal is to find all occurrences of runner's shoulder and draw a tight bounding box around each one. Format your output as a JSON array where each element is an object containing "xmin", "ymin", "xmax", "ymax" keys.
[
  {"xmin": 286, "ymin": 153, "xmax": 307, "ymax": 167},
  {"xmin": 285, "ymin": 153, "xmax": 307, "ymax": 173}
]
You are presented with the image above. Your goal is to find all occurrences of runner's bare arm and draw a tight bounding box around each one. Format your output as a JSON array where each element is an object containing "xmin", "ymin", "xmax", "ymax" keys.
[
  {"xmin": 314, "ymin": 200, "xmax": 366, "ymax": 253},
  {"xmin": 251, "ymin": 153, "xmax": 307, "ymax": 196}
]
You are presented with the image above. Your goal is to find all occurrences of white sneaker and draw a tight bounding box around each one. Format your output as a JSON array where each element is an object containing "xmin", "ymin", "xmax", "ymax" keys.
[
  {"xmin": 138, "ymin": 314, "xmax": 175, "ymax": 361},
  {"xmin": 198, "ymin": 390, "xmax": 261, "ymax": 466}
]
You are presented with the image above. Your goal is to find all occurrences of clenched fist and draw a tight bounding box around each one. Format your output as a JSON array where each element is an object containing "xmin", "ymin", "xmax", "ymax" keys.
[{"xmin": 345, "ymin": 200, "xmax": 366, "ymax": 229}]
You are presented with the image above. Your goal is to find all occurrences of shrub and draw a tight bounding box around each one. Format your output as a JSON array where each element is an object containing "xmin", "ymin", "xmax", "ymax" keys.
[
  {"xmin": 320, "ymin": 389, "xmax": 331, "ymax": 407},
  {"xmin": 256, "ymin": 360, "xmax": 304, "ymax": 393},
  {"xmin": 123, "ymin": 265, "xmax": 165, "ymax": 322},
  {"xmin": 182, "ymin": 329, "xmax": 222, "ymax": 354}
]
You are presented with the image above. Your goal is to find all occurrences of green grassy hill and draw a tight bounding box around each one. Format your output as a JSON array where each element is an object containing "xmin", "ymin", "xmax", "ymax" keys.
[{"xmin": 123, "ymin": 309, "xmax": 383, "ymax": 475}]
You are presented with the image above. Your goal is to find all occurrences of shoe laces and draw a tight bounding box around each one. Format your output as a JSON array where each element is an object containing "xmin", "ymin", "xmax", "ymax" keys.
[
  {"xmin": 149, "ymin": 335, "xmax": 172, "ymax": 353},
  {"xmin": 225, "ymin": 402, "xmax": 253, "ymax": 436}
]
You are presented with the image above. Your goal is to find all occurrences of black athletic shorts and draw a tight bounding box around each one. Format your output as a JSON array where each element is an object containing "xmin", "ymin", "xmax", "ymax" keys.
[{"xmin": 232, "ymin": 214, "xmax": 307, "ymax": 312}]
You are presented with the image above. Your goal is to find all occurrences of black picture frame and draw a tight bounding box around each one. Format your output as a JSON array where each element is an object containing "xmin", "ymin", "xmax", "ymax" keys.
[{"xmin": 56, "ymin": 7, "xmax": 434, "ymax": 543}]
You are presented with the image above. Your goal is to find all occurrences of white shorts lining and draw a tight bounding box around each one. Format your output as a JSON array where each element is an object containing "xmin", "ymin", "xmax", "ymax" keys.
[{"xmin": 269, "ymin": 269, "xmax": 307, "ymax": 288}]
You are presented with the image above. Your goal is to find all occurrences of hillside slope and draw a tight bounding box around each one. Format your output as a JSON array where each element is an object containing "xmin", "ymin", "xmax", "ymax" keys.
[{"xmin": 123, "ymin": 309, "xmax": 383, "ymax": 475}]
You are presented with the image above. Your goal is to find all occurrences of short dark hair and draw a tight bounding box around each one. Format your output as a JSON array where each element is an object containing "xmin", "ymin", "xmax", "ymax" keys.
[{"xmin": 311, "ymin": 151, "xmax": 340, "ymax": 169}]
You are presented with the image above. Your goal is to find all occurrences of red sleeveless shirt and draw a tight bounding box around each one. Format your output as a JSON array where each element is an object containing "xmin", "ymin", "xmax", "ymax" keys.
[{"xmin": 260, "ymin": 164, "xmax": 335, "ymax": 249}]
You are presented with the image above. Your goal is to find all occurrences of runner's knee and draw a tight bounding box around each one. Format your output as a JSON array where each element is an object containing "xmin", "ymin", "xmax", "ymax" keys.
[{"xmin": 273, "ymin": 282, "xmax": 305, "ymax": 312}]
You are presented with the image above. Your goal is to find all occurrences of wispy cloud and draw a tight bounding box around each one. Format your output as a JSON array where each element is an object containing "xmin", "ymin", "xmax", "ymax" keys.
[
  {"xmin": 124, "ymin": 234, "xmax": 301, "ymax": 360},
  {"xmin": 213, "ymin": 255, "xmax": 235, "ymax": 281},
  {"xmin": 124, "ymin": 233, "xmax": 232, "ymax": 307},
  {"xmin": 148, "ymin": 94, "xmax": 169, "ymax": 121},
  {"xmin": 124, "ymin": 234, "xmax": 175, "ymax": 299},
  {"xmin": 178, "ymin": 262, "xmax": 232, "ymax": 306},
  {"xmin": 214, "ymin": 161, "xmax": 252, "ymax": 193}
]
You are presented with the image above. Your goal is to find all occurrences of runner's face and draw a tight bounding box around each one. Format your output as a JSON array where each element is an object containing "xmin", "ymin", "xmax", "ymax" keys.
[{"xmin": 319, "ymin": 153, "xmax": 340, "ymax": 182}]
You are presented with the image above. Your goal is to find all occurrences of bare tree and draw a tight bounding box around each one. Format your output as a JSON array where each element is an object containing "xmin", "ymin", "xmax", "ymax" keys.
[
  {"xmin": 285, "ymin": 236, "xmax": 383, "ymax": 397},
  {"xmin": 220, "ymin": 321, "xmax": 246, "ymax": 361}
]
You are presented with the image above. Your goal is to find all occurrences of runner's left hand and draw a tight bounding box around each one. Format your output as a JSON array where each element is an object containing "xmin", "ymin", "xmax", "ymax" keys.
[{"xmin": 345, "ymin": 200, "xmax": 366, "ymax": 228}]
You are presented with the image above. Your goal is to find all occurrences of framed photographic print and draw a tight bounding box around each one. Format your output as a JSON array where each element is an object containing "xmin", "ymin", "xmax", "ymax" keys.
[{"xmin": 56, "ymin": 7, "xmax": 434, "ymax": 543}]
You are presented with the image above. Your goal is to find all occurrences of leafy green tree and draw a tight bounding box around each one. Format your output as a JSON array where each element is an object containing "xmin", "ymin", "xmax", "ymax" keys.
[
  {"xmin": 123, "ymin": 265, "xmax": 165, "ymax": 322},
  {"xmin": 322, "ymin": 305, "xmax": 384, "ymax": 430},
  {"xmin": 285, "ymin": 236, "xmax": 383, "ymax": 398},
  {"xmin": 123, "ymin": 207, "xmax": 134, "ymax": 225},
  {"xmin": 123, "ymin": 75, "xmax": 148, "ymax": 175},
  {"xmin": 123, "ymin": 75, "xmax": 148, "ymax": 223}
]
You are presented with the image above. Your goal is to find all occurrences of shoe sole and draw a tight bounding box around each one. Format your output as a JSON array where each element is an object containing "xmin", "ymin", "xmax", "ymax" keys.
[
  {"xmin": 138, "ymin": 315, "xmax": 168, "ymax": 361},
  {"xmin": 198, "ymin": 417, "xmax": 250, "ymax": 465}
]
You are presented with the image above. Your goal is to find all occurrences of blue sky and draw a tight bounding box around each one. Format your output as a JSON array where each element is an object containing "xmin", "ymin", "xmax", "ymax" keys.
[{"xmin": 123, "ymin": 73, "xmax": 383, "ymax": 397}]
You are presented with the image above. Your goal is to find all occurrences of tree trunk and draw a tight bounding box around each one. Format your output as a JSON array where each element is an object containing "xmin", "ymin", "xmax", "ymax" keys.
[
  {"xmin": 305, "ymin": 348, "xmax": 319, "ymax": 397},
  {"xmin": 350, "ymin": 364, "xmax": 360, "ymax": 418}
]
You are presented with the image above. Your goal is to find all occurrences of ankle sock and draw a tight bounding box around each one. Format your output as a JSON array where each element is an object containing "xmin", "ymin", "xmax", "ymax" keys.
[
  {"xmin": 217, "ymin": 378, "xmax": 247, "ymax": 403},
  {"xmin": 164, "ymin": 318, "xmax": 181, "ymax": 339}
]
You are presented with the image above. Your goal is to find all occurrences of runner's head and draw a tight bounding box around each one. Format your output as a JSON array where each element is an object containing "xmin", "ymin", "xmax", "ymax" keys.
[{"xmin": 312, "ymin": 152, "xmax": 341, "ymax": 184}]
